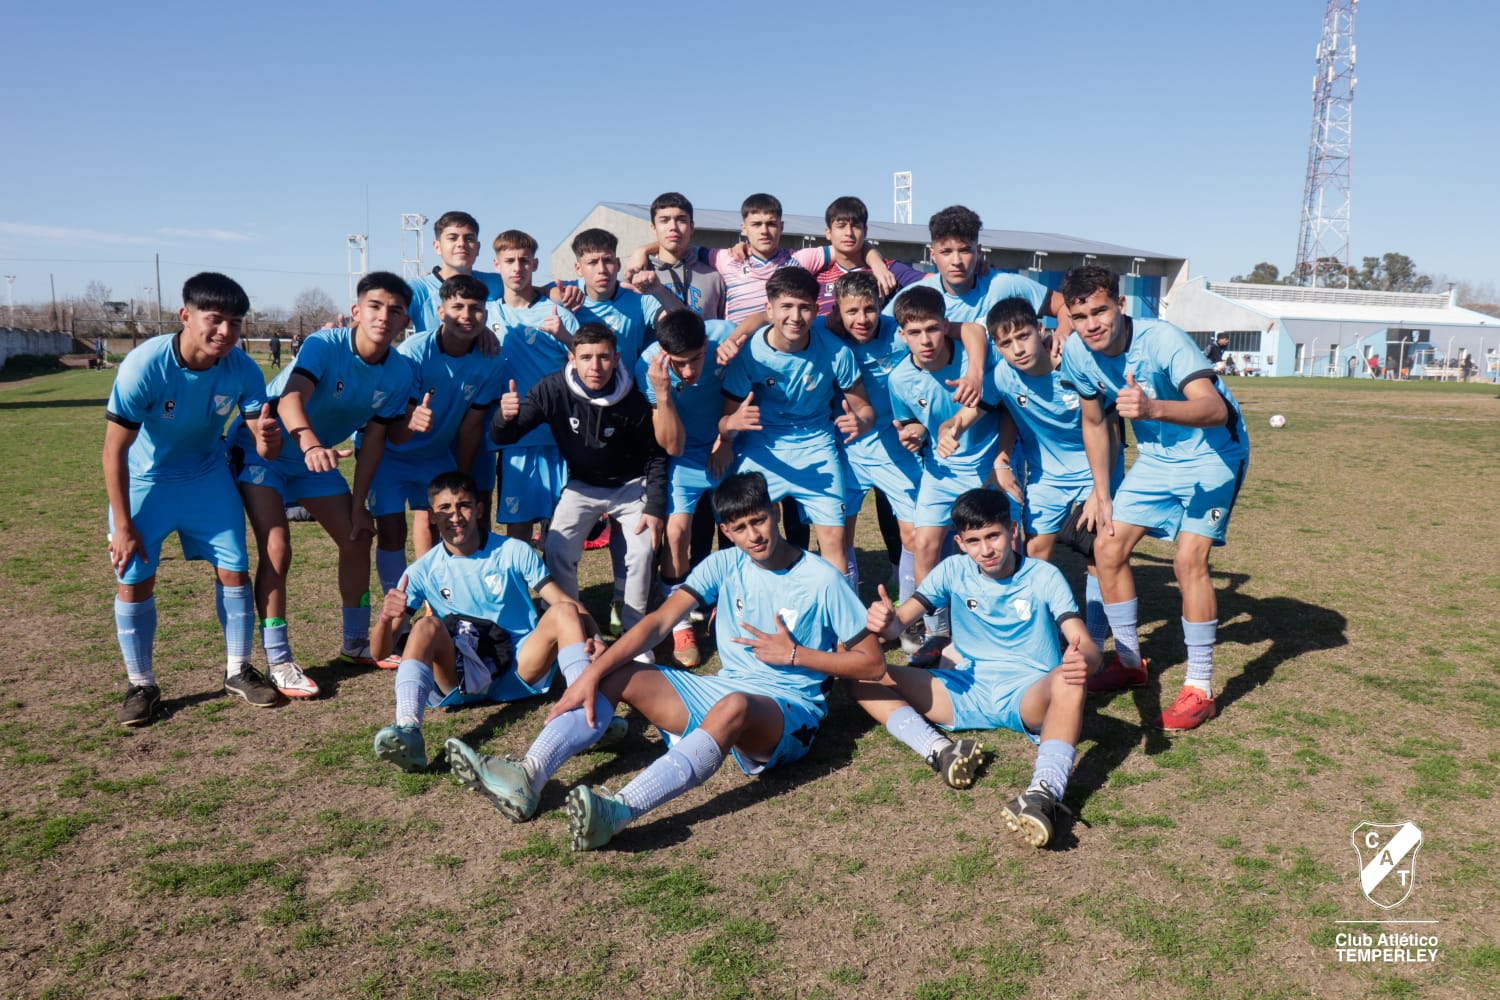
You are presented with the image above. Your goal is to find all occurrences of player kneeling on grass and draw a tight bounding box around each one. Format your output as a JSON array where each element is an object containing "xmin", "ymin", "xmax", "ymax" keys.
[
  {"xmin": 443, "ymin": 471, "xmax": 886, "ymax": 851},
  {"xmin": 368, "ymin": 472, "xmax": 607, "ymax": 771},
  {"xmin": 853, "ymin": 489, "xmax": 1100, "ymax": 848},
  {"xmin": 105, "ymin": 272, "xmax": 281, "ymax": 725}
]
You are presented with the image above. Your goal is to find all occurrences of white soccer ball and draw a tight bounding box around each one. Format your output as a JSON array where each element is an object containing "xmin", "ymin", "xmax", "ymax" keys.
[{"xmin": 1269, "ymin": 414, "xmax": 1286, "ymax": 428}]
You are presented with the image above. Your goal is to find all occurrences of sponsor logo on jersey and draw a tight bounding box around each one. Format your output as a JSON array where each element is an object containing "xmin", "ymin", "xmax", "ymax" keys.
[
  {"xmin": 1016, "ymin": 394, "xmax": 1029, "ymax": 408},
  {"xmin": 965, "ymin": 598, "xmax": 979, "ymax": 610},
  {"xmin": 162, "ymin": 400, "xmax": 176, "ymax": 419},
  {"xmin": 917, "ymin": 397, "xmax": 928, "ymax": 408},
  {"xmin": 764, "ymin": 377, "xmax": 777, "ymax": 388},
  {"xmin": 568, "ymin": 417, "xmax": 580, "ymax": 433},
  {"xmin": 334, "ymin": 380, "xmax": 345, "ymax": 398},
  {"xmin": 440, "ymin": 588, "xmax": 453, "ymax": 602},
  {"xmin": 1209, "ymin": 508, "xmax": 1223, "ymax": 524}
]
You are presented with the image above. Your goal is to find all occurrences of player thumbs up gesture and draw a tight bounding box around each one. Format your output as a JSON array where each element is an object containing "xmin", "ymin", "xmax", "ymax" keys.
[
  {"xmin": 381, "ymin": 574, "xmax": 411, "ymax": 625},
  {"xmin": 1060, "ymin": 633, "xmax": 1090, "ymax": 686},
  {"xmin": 867, "ymin": 583, "xmax": 899, "ymax": 639},
  {"xmin": 500, "ymin": 379, "xmax": 520, "ymax": 422},
  {"xmin": 835, "ymin": 398, "xmax": 862, "ymax": 443},
  {"xmin": 541, "ymin": 304, "xmax": 564, "ymax": 338},
  {"xmin": 409, "ymin": 390, "xmax": 435, "ymax": 435},
  {"xmin": 1116, "ymin": 370, "xmax": 1155, "ymax": 420},
  {"xmin": 724, "ymin": 391, "xmax": 761, "ymax": 434},
  {"xmin": 253, "ymin": 401, "xmax": 283, "ymax": 459}
]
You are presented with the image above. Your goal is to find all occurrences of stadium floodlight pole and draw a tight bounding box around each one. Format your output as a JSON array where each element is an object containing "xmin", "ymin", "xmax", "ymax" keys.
[
  {"xmin": 1397, "ymin": 335, "xmax": 1408, "ymax": 380},
  {"xmin": 154, "ymin": 254, "xmax": 164, "ymax": 333},
  {"xmin": 3, "ymin": 274, "xmax": 14, "ymax": 329}
]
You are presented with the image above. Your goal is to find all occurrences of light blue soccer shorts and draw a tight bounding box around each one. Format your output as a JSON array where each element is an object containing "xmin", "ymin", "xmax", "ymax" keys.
[
  {"xmin": 236, "ymin": 449, "xmax": 350, "ymax": 504},
  {"xmin": 431, "ymin": 630, "xmax": 557, "ymax": 707},
  {"xmin": 913, "ymin": 461, "xmax": 988, "ymax": 529},
  {"xmin": 659, "ymin": 670, "xmax": 823, "ymax": 775},
  {"xmin": 496, "ymin": 444, "xmax": 566, "ymax": 524},
  {"xmin": 843, "ymin": 431, "xmax": 921, "ymax": 523},
  {"xmin": 931, "ymin": 658, "xmax": 1049, "ymax": 742},
  {"xmin": 1111, "ymin": 451, "xmax": 1249, "ymax": 545},
  {"xmin": 367, "ymin": 453, "xmax": 451, "ymax": 517},
  {"xmin": 1022, "ymin": 479, "xmax": 1093, "ymax": 536},
  {"xmin": 733, "ymin": 439, "xmax": 846, "ymax": 526},
  {"xmin": 111, "ymin": 468, "xmax": 248, "ymax": 584},
  {"xmin": 668, "ymin": 448, "xmax": 724, "ymax": 517}
]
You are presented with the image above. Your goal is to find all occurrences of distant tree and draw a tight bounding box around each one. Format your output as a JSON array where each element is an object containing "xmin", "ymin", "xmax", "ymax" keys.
[
  {"xmin": 80, "ymin": 280, "xmax": 112, "ymax": 317},
  {"xmin": 291, "ymin": 287, "xmax": 338, "ymax": 329},
  {"xmin": 1287, "ymin": 257, "xmax": 1354, "ymax": 288},
  {"xmin": 1348, "ymin": 253, "xmax": 1433, "ymax": 293},
  {"xmin": 1230, "ymin": 262, "xmax": 1284, "ymax": 284}
]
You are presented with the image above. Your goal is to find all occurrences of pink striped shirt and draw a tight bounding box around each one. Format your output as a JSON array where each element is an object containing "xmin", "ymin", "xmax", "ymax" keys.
[{"xmin": 710, "ymin": 245, "xmax": 826, "ymax": 322}]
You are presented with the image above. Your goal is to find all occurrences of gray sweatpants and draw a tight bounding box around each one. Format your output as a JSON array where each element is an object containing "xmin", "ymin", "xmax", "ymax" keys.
[{"xmin": 544, "ymin": 478, "xmax": 658, "ymax": 650}]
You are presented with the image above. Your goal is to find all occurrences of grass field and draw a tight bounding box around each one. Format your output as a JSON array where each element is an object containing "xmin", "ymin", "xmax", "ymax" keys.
[{"xmin": 0, "ymin": 369, "xmax": 1497, "ymax": 999}]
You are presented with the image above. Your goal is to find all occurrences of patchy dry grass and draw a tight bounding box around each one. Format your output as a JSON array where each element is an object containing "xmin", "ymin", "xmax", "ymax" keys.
[{"xmin": 0, "ymin": 370, "xmax": 1497, "ymax": 998}]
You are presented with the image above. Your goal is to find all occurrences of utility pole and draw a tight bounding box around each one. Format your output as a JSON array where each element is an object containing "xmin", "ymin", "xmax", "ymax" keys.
[
  {"xmin": 3, "ymin": 275, "xmax": 14, "ymax": 328},
  {"xmin": 1294, "ymin": 0, "xmax": 1358, "ymax": 288}
]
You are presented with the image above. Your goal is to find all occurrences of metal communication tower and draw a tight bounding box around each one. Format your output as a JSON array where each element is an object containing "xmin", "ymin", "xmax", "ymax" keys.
[
  {"xmin": 401, "ymin": 213, "xmax": 428, "ymax": 279},
  {"xmin": 1294, "ymin": 0, "xmax": 1357, "ymax": 287},
  {"xmin": 893, "ymin": 171, "xmax": 913, "ymax": 225},
  {"xmin": 346, "ymin": 234, "xmax": 368, "ymax": 308}
]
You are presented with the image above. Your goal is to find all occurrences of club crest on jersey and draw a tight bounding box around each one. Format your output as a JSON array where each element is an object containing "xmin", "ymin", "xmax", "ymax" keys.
[
  {"xmin": 334, "ymin": 380, "xmax": 345, "ymax": 398},
  {"xmin": 776, "ymin": 608, "xmax": 800, "ymax": 633},
  {"xmin": 162, "ymin": 400, "xmax": 176, "ymax": 419},
  {"xmin": 244, "ymin": 465, "xmax": 266, "ymax": 485},
  {"xmin": 1010, "ymin": 597, "xmax": 1032, "ymax": 618},
  {"xmin": 372, "ymin": 390, "xmax": 389, "ymax": 409},
  {"xmin": 803, "ymin": 374, "xmax": 819, "ymax": 391},
  {"xmin": 1063, "ymin": 391, "xmax": 1080, "ymax": 410},
  {"xmin": 462, "ymin": 383, "xmax": 477, "ymax": 401},
  {"xmin": 504, "ymin": 496, "xmax": 519, "ymax": 514},
  {"xmin": 213, "ymin": 394, "xmax": 234, "ymax": 416},
  {"xmin": 1352, "ymin": 821, "xmax": 1422, "ymax": 909}
]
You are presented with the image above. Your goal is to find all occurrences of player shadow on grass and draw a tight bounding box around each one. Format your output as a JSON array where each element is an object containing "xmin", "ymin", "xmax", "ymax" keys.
[{"xmin": 155, "ymin": 687, "xmax": 228, "ymax": 723}]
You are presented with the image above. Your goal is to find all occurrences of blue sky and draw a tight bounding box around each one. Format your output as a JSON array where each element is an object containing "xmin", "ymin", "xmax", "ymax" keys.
[{"xmin": 3, "ymin": 1, "xmax": 1496, "ymax": 312}]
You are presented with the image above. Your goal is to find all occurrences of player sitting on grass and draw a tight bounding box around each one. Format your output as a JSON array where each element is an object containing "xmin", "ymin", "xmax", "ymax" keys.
[
  {"xmin": 443, "ymin": 471, "xmax": 885, "ymax": 851},
  {"xmin": 105, "ymin": 272, "xmax": 281, "ymax": 725},
  {"xmin": 370, "ymin": 274, "xmax": 506, "ymax": 613},
  {"xmin": 368, "ymin": 472, "xmax": 604, "ymax": 772},
  {"xmin": 855, "ymin": 488, "xmax": 1100, "ymax": 847},
  {"xmin": 635, "ymin": 310, "xmax": 739, "ymax": 668},
  {"xmin": 718, "ymin": 266, "xmax": 875, "ymax": 580},
  {"xmin": 232, "ymin": 272, "xmax": 420, "ymax": 698},
  {"xmin": 1059, "ymin": 265, "xmax": 1250, "ymax": 732},
  {"xmin": 490, "ymin": 323, "xmax": 668, "ymax": 648}
]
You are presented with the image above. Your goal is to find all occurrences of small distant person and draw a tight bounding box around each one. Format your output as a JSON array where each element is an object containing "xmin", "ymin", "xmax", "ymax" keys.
[
  {"xmin": 291, "ymin": 331, "xmax": 305, "ymax": 358},
  {"xmin": 1206, "ymin": 333, "xmax": 1228, "ymax": 374},
  {"xmin": 268, "ymin": 331, "xmax": 282, "ymax": 369},
  {"xmin": 104, "ymin": 272, "xmax": 281, "ymax": 726}
]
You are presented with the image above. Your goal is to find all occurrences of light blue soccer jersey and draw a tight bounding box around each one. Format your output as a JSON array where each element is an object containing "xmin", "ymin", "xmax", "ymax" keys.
[
  {"xmin": 636, "ymin": 320, "xmax": 735, "ymax": 458},
  {"xmin": 815, "ymin": 314, "xmax": 907, "ymax": 429},
  {"xmin": 265, "ymin": 328, "xmax": 417, "ymax": 462},
  {"xmin": 106, "ymin": 334, "xmax": 267, "ymax": 482},
  {"xmin": 408, "ymin": 269, "xmax": 506, "ymax": 335},
  {"xmin": 683, "ymin": 547, "xmax": 868, "ymax": 715},
  {"xmin": 487, "ymin": 297, "xmax": 580, "ymax": 450},
  {"xmin": 381, "ymin": 331, "xmax": 507, "ymax": 462},
  {"xmin": 403, "ymin": 533, "xmax": 550, "ymax": 639},
  {"xmin": 888, "ymin": 340, "xmax": 1002, "ymax": 475},
  {"xmin": 886, "ymin": 269, "xmax": 1050, "ymax": 324},
  {"xmin": 569, "ymin": 281, "xmax": 664, "ymax": 371},
  {"xmin": 990, "ymin": 362, "xmax": 1093, "ymax": 487},
  {"xmin": 917, "ymin": 553, "xmax": 1079, "ymax": 676},
  {"xmin": 1059, "ymin": 318, "xmax": 1249, "ymax": 462},
  {"xmin": 721, "ymin": 325, "xmax": 862, "ymax": 454}
]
